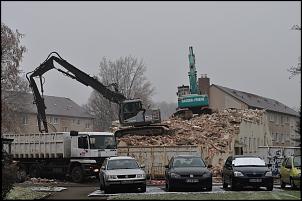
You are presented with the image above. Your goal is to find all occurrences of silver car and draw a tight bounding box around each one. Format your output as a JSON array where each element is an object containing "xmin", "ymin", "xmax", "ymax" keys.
[{"xmin": 99, "ymin": 156, "xmax": 146, "ymax": 193}]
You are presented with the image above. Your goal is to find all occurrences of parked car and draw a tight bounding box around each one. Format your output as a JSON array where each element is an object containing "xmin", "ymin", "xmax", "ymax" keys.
[
  {"xmin": 99, "ymin": 156, "xmax": 146, "ymax": 194},
  {"xmin": 164, "ymin": 155, "xmax": 212, "ymax": 191},
  {"xmin": 280, "ymin": 155, "xmax": 301, "ymax": 189},
  {"xmin": 222, "ymin": 155, "xmax": 273, "ymax": 191}
]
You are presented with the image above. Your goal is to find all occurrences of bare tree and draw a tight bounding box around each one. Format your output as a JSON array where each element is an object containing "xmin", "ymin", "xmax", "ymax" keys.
[
  {"xmin": 1, "ymin": 22, "xmax": 28, "ymax": 133},
  {"xmin": 85, "ymin": 56, "xmax": 155, "ymax": 131},
  {"xmin": 288, "ymin": 25, "xmax": 301, "ymax": 79}
]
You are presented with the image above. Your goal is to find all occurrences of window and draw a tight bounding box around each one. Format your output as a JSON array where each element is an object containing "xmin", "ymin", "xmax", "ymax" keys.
[
  {"xmin": 63, "ymin": 127, "xmax": 68, "ymax": 132},
  {"xmin": 77, "ymin": 119, "xmax": 80, "ymax": 125},
  {"xmin": 85, "ymin": 123, "xmax": 90, "ymax": 129},
  {"xmin": 22, "ymin": 115, "xmax": 28, "ymax": 125},
  {"xmin": 48, "ymin": 116, "xmax": 53, "ymax": 124},
  {"xmin": 54, "ymin": 117, "xmax": 59, "ymax": 124},
  {"xmin": 72, "ymin": 119, "xmax": 75, "ymax": 124},
  {"xmin": 281, "ymin": 116, "xmax": 284, "ymax": 125},
  {"xmin": 78, "ymin": 136, "xmax": 88, "ymax": 149},
  {"xmin": 269, "ymin": 113, "xmax": 274, "ymax": 122}
]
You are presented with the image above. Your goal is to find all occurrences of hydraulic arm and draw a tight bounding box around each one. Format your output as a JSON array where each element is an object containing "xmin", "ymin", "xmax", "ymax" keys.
[{"xmin": 26, "ymin": 52, "xmax": 126, "ymax": 133}]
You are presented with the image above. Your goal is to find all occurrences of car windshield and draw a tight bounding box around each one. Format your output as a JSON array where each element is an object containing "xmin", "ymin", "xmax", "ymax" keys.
[
  {"xmin": 89, "ymin": 135, "xmax": 116, "ymax": 149},
  {"xmin": 233, "ymin": 157, "xmax": 266, "ymax": 167},
  {"xmin": 293, "ymin": 156, "xmax": 301, "ymax": 167},
  {"xmin": 172, "ymin": 157, "xmax": 206, "ymax": 167},
  {"xmin": 107, "ymin": 159, "xmax": 139, "ymax": 170}
]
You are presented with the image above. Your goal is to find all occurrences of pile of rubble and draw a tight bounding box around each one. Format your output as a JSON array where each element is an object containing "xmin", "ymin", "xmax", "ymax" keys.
[
  {"xmin": 116, "ymin": 108, "xmax": 265, "ymax": 176},
  {"xmin": 118, "ymin": 108, "xmax": 264, "ymax": 147}
]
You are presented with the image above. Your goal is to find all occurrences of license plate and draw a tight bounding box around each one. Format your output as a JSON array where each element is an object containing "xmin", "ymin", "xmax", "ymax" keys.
[
  {"xmin": 121, "ymin": 180, "xmax": 133, "ymax": 184},
  {"xmin": 186, "ymin": 179, "xmax": 199, "ymax": 183},
  {"xmin": 249, "ymin": 178, "xmax": 262, "ymax": 182}
]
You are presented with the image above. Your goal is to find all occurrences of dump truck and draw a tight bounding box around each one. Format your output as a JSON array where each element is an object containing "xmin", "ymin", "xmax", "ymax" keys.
[{"xmin": 3, "ymin": 131, "xmax": 117, "ymax": 183}]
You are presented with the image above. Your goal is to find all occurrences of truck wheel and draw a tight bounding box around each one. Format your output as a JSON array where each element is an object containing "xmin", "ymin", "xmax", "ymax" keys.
[
  {"xmin": 71, "ymin": 166, "xmax": 84, "ymax": 183},
  {"xmin": 29, "ymin": 165, "xmax": 41, "ymax": 178},
  {"xmin": 16, "ymin": 168, "xmax": 27, "ymax": 183}
]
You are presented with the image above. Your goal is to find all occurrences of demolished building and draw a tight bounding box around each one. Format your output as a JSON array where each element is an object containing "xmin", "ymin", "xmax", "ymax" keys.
[{"xmin": 114, "ymin": 108, "xmax": 273, "ymax": 178}]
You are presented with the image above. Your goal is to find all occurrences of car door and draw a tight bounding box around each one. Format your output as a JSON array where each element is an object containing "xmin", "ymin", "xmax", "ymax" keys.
[
  {"xmin": 99, "ymin": 159, "xmax": 108, "ymax": 186},
  {"xmin": 165, "ymin": 157, "xmax": 174, "ymax": 181},
  {"xmin": 223, "ymin": 157, "xmax": 233, "ymax": 184},
  {"xmin": 283, "ymin": 157, "xmax": 292, "ymax": 183}
]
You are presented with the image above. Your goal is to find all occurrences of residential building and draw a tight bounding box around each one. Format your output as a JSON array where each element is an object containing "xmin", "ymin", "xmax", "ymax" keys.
[
  {"xmin": 206, "ymin": 83, "xmax": 300, "ymax": 147},
  {"xmin": 6, "ymin": 92, "xmax": 95, "ymax": 133}
]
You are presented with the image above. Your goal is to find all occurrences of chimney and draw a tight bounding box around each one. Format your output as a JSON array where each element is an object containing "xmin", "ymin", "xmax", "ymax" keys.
[{"xmin": 198, "ymin": 74, "xmax": 210, "ymax": 95}]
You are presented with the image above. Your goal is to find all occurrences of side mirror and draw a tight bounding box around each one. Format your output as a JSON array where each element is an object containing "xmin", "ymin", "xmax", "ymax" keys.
[
  {"xmin": 140, "ymin": 164, "xmax": 145, "ymax": 169},
  {"xmin": 207, "ymin": 164, "xmax": 212, "ymax": 168},
  {"xmin": 165, "ymin": 165, "xmax": 169, "ymax": 168}
]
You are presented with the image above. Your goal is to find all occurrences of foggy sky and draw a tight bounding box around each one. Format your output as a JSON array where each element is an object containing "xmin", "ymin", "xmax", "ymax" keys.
[{"xmin": 1, "ymin": 1, "xmax": 301, "ymax": 110}]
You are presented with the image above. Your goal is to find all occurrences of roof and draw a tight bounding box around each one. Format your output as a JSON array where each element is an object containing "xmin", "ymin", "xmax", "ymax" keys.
[
  {"xmin": 6, "ymin": 91, "xmax": 94, "ymax": 119},
  {"xmin": 212, "ymin": 84, "xmax": 300, "ymax": 117},
  {"xmin": 108, "ymin": 156, "xmax": 135, "ymax": 160}
]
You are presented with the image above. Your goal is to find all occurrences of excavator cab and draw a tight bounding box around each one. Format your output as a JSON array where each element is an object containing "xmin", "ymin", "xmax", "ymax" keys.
[{"xmin": 120, "ymin": 99, "xmax": 146, "ymax": 126}]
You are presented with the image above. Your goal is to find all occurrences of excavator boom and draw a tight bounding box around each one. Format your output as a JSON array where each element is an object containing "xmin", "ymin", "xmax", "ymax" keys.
[{"xmin": 27, "ymin": 52, "xmax": 166, "ymax": 136}]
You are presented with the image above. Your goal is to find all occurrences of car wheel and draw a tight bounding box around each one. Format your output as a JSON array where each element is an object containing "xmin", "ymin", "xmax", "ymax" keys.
[
  {"xmin": 290, "ymin": 178, "xmax": 297, "ymax": 189},
  {"xmin": 266, "ymin": 184, "xmax": 273, "ymax": 191},
  {"xmin": 280, "ymin": 177, "xmax": 286, "ymax": 189},
  {"xmin": 99, "ymin": 178, "xmax": 103, "ymax": 190},
  {"xmin": 139, "ymin": 185, "xmax": 146, "ymax": 193},
  {"xmin": 206, "ymin": 185, "xmax": 212, "ymax": 191},
  {"xmin": 104, "ymin": 185, "xmax": 111, "ymax": 194},
  {"xmin": 230, "ymin": 178, "xmax": 238, "ymax": 191},
  {"xmin": 222, "ymin": 177, "xmax": 228, "ymax": 189},
  {"xmin": 71, "ymin": 166, "xmax": 84, "ymax": 183},
  {"xmin": 167, "ymin": 181, "xmax": 174, "ymax": 192}
]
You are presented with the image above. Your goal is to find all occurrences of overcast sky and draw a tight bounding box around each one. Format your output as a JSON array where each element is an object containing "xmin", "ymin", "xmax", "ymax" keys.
[{"xmin": 1, "ymin": 1, "xmax": 301, "ymax": 109}]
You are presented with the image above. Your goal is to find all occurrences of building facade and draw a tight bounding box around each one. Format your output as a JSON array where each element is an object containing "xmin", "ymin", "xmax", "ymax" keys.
[
  {"xmin": 9, "ymin": 92, "xmax": 95, "ymax": 133},
  {"xmin": 208, "ymin": 84, "xmax": 300, "ymax": 147}
]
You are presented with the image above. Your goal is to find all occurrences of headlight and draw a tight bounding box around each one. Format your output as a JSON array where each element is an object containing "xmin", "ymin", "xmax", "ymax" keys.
[
  {"xmin": 170, "ymin": 173, "xmax": 181, "ymax": 178},
  {"xmin": 234, "ymin": 171, "xmax": 244, "ymax": 177},
  {"xmin": 265, "ymin": 171, "xmax": 272, "ymax": 176},
  {"xmin": 93, "ymin": 169, "xmax": 99, "ymax": 173},
  {"xmin": 136, "ymin": 174, "xmax": 146, "ymax": 179},
  {"xmin": 107, "ymin": 175, "xmax": 118, "ymax": 180}
]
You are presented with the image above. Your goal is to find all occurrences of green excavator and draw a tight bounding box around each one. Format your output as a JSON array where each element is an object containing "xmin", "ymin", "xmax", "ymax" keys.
[{"xmin": 174, "ymin": 46, "xmax": 211, "ymax": 119}]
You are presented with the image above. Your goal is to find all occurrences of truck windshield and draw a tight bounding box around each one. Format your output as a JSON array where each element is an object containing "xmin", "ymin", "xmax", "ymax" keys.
[{"xmin": 89, "ymin": 135, "xmax": 116, "ymax": 149}]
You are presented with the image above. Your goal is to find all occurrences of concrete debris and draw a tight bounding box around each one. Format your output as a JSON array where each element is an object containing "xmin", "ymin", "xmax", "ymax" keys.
[
  {"xmin": 117, "ymin": 108, "xmax": 264, "ymax": 147},
  {"xmin": 23, "ymin": 177, "xmax": 58, "ymax": 184},
  {"xmin": 30, "ymin": 186, "xmax": 67, "ymax": 192},
  {"xmin": 116, "ymin": 108, "xmax": 265, "ymax": 177}
]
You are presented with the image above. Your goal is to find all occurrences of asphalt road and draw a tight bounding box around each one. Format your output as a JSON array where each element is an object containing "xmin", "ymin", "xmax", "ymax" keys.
[{"xmin": 45, "ymin": 183, "xmax": 287, "ymax": 200}]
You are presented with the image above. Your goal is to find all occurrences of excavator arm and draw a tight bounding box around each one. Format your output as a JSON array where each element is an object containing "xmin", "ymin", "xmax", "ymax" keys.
[{"xmin": 26, "ymin": 52, "xmax": 126, "ymax": 133}]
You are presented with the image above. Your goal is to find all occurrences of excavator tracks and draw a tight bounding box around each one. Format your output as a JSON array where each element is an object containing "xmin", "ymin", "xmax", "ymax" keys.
[{"xmin": 114, "ymin": 125, "xmax": 170, "ymax": 138}]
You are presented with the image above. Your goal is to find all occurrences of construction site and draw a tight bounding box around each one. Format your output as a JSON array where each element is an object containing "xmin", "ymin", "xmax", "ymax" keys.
[{"xmin": 115, "ymin": 108, "xmax": 271, "ymax": 179}]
